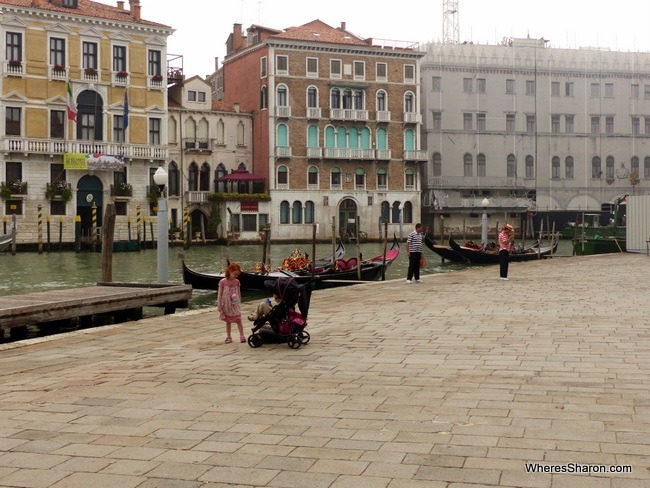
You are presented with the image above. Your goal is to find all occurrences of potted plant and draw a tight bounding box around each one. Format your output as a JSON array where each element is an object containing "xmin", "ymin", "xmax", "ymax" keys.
[
  {"xmin": 1, "ymin": 180, "xmax": 27, "ymax": 200},
  {"xmin": 110, "ymin": 182, "xmax": 133, "ymax": 197},
  {"xmin": 84, "ymin": 67, "xmax": 97, "ymax": 76},
  {"xmin": 52, "ymin": 64, "xmax": 65, "ymax": 73},
  {"xmin": 46, "ymin": 181, "xmax": 72, "ymax": 203},
  {"xmin": 8, "ymin": 59, "xmax": 21, "ymax": 67},
  {"xmin": 116, "ymin": 70, "xmax": 128, "ymax": 78},
  {"xmin": 152, "ymin": 73, "xmax": 163, "ymax": 82}
]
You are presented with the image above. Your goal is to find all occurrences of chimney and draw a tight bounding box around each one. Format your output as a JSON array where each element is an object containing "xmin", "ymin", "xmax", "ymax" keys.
[
  {"xmin": 129, "ymin": 0, "xmax": 141, "ymax": 21},
  {"xmin": 340, "ymin": 21, "xmax": 347, "ymax": 30},
  {"xmin": 233, "ymin": 103, "xmax": 240, "ymax": 113},
  {"xmin": 233, "ymin": 24, "xmax": 244, "ymax": 52},
  {"xmin": 117, "ymin": 1, "xmax": 125, "ymax": 9},
  {"xmin": 214, "ymin": 57, "xmax": 219, "ymax": 71},
  {"xmin": 31, "ymin": 0, "xmax": 45, "ymax": 6}
]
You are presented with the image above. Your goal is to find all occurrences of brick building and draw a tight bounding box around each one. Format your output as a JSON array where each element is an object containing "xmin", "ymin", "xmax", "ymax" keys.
[{"xmin": 221, "ymin": 20, "xmax": 426, "ymax": 241}]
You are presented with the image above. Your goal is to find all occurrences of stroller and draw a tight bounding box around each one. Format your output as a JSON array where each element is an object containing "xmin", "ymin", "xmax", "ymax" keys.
[{"xmin": 247, "ymin": 277, "xmax": 312, "ymax": 349}]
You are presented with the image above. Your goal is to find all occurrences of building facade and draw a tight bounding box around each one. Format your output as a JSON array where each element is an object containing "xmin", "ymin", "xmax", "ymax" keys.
[
  {"xmin": 167, "ymin": 75, "xmax": 260, "ymax": 241},
  {"xmin": 0, "ymin": 0, "xmax": 172, "ymax": 245},
  {"xmin": 221, "ymin": 20, "xmax": 426, "ymax": 241},
  {"xmin": 420, "ymin": 38, "xmax": 648, "ymax": 235}
]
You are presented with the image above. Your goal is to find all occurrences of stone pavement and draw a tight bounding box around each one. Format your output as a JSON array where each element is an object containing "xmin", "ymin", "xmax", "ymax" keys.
[{"xmin": 0, "ymin": 253, "xmax": 649, "ymax": 488}]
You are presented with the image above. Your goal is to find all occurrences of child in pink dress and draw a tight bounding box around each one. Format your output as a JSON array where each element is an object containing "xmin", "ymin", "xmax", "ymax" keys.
[{"xmin": 217, "ymin": 263, "xmax": 244, "ymax": 343}]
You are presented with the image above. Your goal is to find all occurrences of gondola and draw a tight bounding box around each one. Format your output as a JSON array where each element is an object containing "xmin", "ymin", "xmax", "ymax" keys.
[
  {"xmin": 181, "ymin": 236, "xmax": 400, "ymax": 291},
  {"xmin": 424, "ymin": 234, "xmax": 467, "ymax": 263},
  {"xmin": 448, "ymin": 237, "xmax": 557, "ymax": 265},
  {"xmin": 0, "ymin": 234, "xmax": 11, "ymax": 253}
]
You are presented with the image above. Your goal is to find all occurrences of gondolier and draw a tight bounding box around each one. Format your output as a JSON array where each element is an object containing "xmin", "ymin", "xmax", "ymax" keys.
[
  {"xmin": 406, "ymin": 223, "xmax": 424, "ymax": 284},
  {"xmin": 499, "ymin": 224, "xmax": 515, "ymax": 281}
]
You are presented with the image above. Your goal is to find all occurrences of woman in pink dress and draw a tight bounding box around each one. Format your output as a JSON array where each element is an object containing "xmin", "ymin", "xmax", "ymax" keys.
[{"xmin": 217, "ymin": 263, "xmax": 244, "ymax": 343}]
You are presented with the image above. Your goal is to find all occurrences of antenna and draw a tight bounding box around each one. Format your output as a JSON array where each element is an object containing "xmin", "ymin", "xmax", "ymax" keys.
[{"xmin": 442, "ymin": 0, "xmax": 459, "ymax": 44}]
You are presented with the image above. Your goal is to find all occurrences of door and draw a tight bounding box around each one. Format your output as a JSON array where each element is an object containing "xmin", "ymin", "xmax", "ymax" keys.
[
  {"xmin": 338, "ymin": 198, "xmax": 357, "ymax": 239},
  {"xmin": 76, "ymin": 175, "xmax": 103, "ymax": 238}
]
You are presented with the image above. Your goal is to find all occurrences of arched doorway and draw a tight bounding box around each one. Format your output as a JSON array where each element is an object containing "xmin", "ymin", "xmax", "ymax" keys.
[
  {"xmin": 76, "ymin": 175, "xmax": 103, "ymax": 237},
  {"xmin": 338, "ymin": 198, "xmax": 357, "ymax": 239},
  {"xmin": 189, "ymin": 208, "xmax": 208, "ymax": 239}
]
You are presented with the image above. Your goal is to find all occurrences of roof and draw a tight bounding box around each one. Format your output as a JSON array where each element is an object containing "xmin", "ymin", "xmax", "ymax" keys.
[
  {"xmin": 271, "ymin": 19, "xmax": 367, "ymax": 46},
  {"xmin": 0, "ymin": 0, "xmax": 171, "ymax": 29}
]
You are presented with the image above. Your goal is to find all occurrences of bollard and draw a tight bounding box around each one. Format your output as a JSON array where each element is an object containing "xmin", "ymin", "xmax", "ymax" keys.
[
  {"xmin": 136, "ymin": 205, "xmax": 141, "ymax": 246},
  {"xmin": 127, "ymin": 215, "xmax": 132, "ymax": 241},
  {"xmin": 46, "ymin": 215, "xmax": 51, "ymax": 253},
  {"xmin": 74, "ymin": 215, "xmax": 81, "ymax": 253},
  {"xmin": 185, "ymin": 208, "xmax": 191, "ymax": 250},
  {"xmin": 11, "ymin": 215, "xmax": 16, "ymax": 255},
  {"xmin": 149, "ymin": 217, "xmax": 154, "ymax": 249},
  {"xmin": 91, "ymin": 202, "xmax": 97, "ymax": 252},
  {"xmin": 143, "ymin": 214, "xmax": 147, "ymax": 247},
  {"xmin": 2, "ymin": 215, "xmax": 6, "ymax": 235},
  {"xmin": 37, "ymin": 204, "xmax": 43, "ymax": 254},
  {"xmin": 58, "ymin": 217, "xmax": 63, "ymax": 252}
]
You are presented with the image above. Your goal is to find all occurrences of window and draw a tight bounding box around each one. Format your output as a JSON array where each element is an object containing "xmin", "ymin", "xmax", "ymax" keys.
[
  {"xmin": 330, "ymin": 59, "xmax": 341, "ymax": 78},
  {"xmin": 526, "ymin": 115, "xmax": 536, "ymax": 132},
  {"xmin": 80, "ymin": 113, "xmax": 95, "ymax": 140},
  {"xmin": 632, "ymin": 84, "xmax": 640, "ymax": 99},
  {"xmin": 260, "ymin": 86, "xmax": 267, "ymax": 109},
  {"xmin": 565, "ymin": 156, "xmax": 574, "ymax": 179},
  {"xmin": 306, "ymin": 57, "xmax": 318, "ymax": 77},
  {"xmin": 591, "ymin": 116, "xmax": 600, "ymax": 134},
  {"xmin": 477, "ymin": 154, "xmax": 486, "ymax": 177},
  {"xmin": 200, "ymin": 163, "xmax": 210, "ymax": 191},
  {"xmin": 188, "ymin": 163, "xmax": 198, "ymax": 191},
  {"xmin": 380, "ymin": 201, "xmax": 390, "ymax": 223},
  {"xmin": 645, "ymin": 85, "xmax": 650, "ymax": 99},
  {"xmin": 354, "ymin": 168, "xmax": 365, "ymax": 189},
  {"xmin": 305, "ymin": 201, "xmax": 314, "ymax": 224},
  {"xmin": 404, "ymin": 92, "xmax": 414, "ymax": 113},
  {"xmin": 525, "ymin": 155, "xmax": 534, "ymax": 179},
  {"xmin": 260, "ymin": 57, "xmax": 267, "ymax": 77},
  {"xmin": 308, "ymin": 166, "xmax": 318, "ymax": 186},
  {"xmin": 277, "ymin": 165, "xmax": 288, "ymax": 185},
  {"xmin": 605, "ymin": 83, "xmax": 614, "ymax": 97},
  {"xmin": 50, "ymin": 110, "xmax": 65, "ymax": 139},
  {"xmin": 551, "ymin": 82, "xmax": 560, "ymax": 97},
  {"xmin": 188, "ymin": 91, "xmax": 196, "ymax": 102},
  {"xmin": 565, "ymin": 115, "xmax": 574, "ymax": 134},
  {"xmin": 463, "ymin": 113, "xmax": 472, "ymax": 130},
  {"xmin": 476, "ymin": 113, "xmax": 486, "ymax": 131},
  {"xmin": 6, "ymin": 32, "xmax": 22, "ymax": 62},
  {"xmin": 525, "ymin": 80, "xmax": 535, "ymax": 95},
  {"xmin": 507, "ymin": 154, "xmax": 516, "ymax": 177},
  {"xmin": 280, "ymin": 201, "xmax": 290, "ymax": 224},
  {"xmin": 631, "ymin": 157, "xmax": 639, "ymax": 177},
  {"xmin": 5, "ymin": 107, "xmax": 21, "ymax": 136},
  {"xmin": 506, "ymin": 113, "xmax": 515, "ymax": 133},
  {"xmin": 62, "ymin": 0, "xmax": 77, "ymax": 6},
  {"xmin": 405, "ymin": 169, "xmax": 415, "ymax": 189},
  {"xmin": 432, "ymin": 76, "xmax": 441, "ymax": 91},
  {"xmin": 376, "ymin": 62, "xmax": 387, "ymax": 81},
  {"xmin": 565, "ymin": 82, "xmax": 574, "ymax": 96},
  {"xmin": 82, "ymin": 41, "xmax": 97, "ymax": 69},
  {"xmin": 276, "ymin": 85, "xmax": 287, "ymax": 106},
  {"xmin": 592, "ymin": 156, "xmax": 601, "ymax": 178},
  {"xmin": 391, "ymin": 202, "xmax": 401, "ymax": 224},
  {"xmin": 506, "ymin": 79, "xmax": 515, "ymax": 94},
  {"xmin": 432, "ymin": 152, "xmax": 442, "ymax": 176},
  {"xmin": 112, "ymin": 45, "xmax": 126, "ymax": 72},
  {"xmin": 646, "ymin": 157, "xmax": 650, "ymax": 179},
  {"xmin": 216, "ymin": 119, "xmax": 225, "ymax": 144},
  {"xmin": 241, "ymin": 214, "xmax": 257, "ymax": 232},
  {"xmin": 169, "ymin": 162, "xmax": 180, "ymax": 196},
  {"xmin": 463, "ymin": 78, "xmax": 473, "ymax": 93},
  {"xmin": 276, "ymin": 55, "xmax": 288, "ymax": 75},
  {"xmin": 551, "ymin": 115, "xmax": 560, "ymax": 133},
  {"xmin": 149, "ymin": 118, "xmax": 161, "ymax": 145},
  {"xmin": 353, "ymin": 61, "xmax": 365, "ymax": 80},
  {"xmin": 552, "ymin": 156, "xmax": 560, "ymax": 179},
  {"xmin": 331, "ymin": 167, "xmax": 341, "ymax": 187},
  {"xmin": 307, "ymin": 87, "xmax": 317, "ymax": 108},
  {"xmin": 377, "ymin": 90, "xmax": 387, "ymax": 111},
  {"xmin": 50, "ymin": 163, "xmax": 67, "ymax": 215},
  {"xmin": 433, "ymin": 111, "xmax": 441, "ymax": 130},
  {"xmin": 463, "ymin": 153, "xmax": 472, "ymax": 176},
  {"xmin": 50, "ymin": 37, "xmax": 65, "ymax": 66},
  {"xmin": 237, "ymin": 122, "xmax": 245, "ymax": 146},
  {"xmin": 606, "ymin": 116, "xmax": 614, "ymax": 134},
  {"xmin": 330, "ymin": 88, "xmax": 340, "ymax": 108},
  {"xmin": 477, "ymin": 78, "xmax": 486, "ymax": 93},
  {"xmin": 632, "ymin": 116, "xmax": 641, "ymax": 134},
  {"xmin": 353, "ymin": 90, "xmax": 363, "ymax": 109},
  {"xmin": 590, "ymin": 83, "xmax": 600, "ymax": 97},
  {"xmin": 198, "ymin": 92, "xmax": 206, "ymax": 102},
  {"xmin": 606, "ymin": 156, "xmax": 615, "ymax": 180},
  {"xmin": 645, "ymin": 117, "xmax": 650, "ymax": 135},
  {"xmin": 404, "ymin": 64, "xmax": 415, "ymax": 82},
  {"xmin": 377, "ymin": 168, "xmax": 387, "ymax": 188},
  {"xmin": 148, "ymin": 49, "xmax": 161, "ymax": 76},
  {"xmin": 113, "ymin": 115, "xmax": 125, "ymax": 142}
]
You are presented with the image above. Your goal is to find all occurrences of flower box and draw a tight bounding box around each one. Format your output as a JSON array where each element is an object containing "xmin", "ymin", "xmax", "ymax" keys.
[
  {"xmin": 1, "ymin": 180, "xmax": 28, "ymax": 200},
  {"xmin": 52, "ymin": 64, "xmax": 65, "ymax": 72},
  {"xmin": 110, "ymin": 182, "xmax": 133, "ymax": 197},
  {"xmin": 116, "ymin": 71, "xmax": 128, "ymax": 78},
  {"xmin": 46, "ymin": 181, "xmax": 72, "ymax": 202},
  {"xmin": 84, "ymin": 67, "xmax": 97, "ymax": 76},
  {"xmin": 8, "ymin": 59, "xmax": 21, "ymax": 67},
  {"xmin": 152, "ymin": 74, "xmax": 163, "ymax": 81}
]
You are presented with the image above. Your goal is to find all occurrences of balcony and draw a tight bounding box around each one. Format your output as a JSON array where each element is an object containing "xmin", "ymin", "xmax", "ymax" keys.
[
  {"xmin": 403, "ymin": 149, "xmax": 428, "ymax": 161},
  {"xmin": 426, "ymin": 176, "xmax": 529, "ymax": 189},
  {"xmin": 307, "ymin": 147, "xmax": 322, "ymax": 158},
  {"xmin": 376, "ymin": 111, "xmax": 391, "ymax": 122},
  {"xmin": 275, "ymin": 146, "xmax": 292, "ymax": 158},
  {"xmin": 183, "ymin": 138, "xmax": 212, "ymax": 152},
  {"xmin": 349, "ymin": 148, "xmax": 374, "ymax": 159},
  {"xmin": 306, "ymin": 107, "xmax": 321, "ymax": 119},
  {"xmin": 49, "ymin": 65, "xmax": 67, "ymax": 81},
  {"xmin": 112, "ymin": 71, "xmax": 129, "ymax": 86},
  {"xmin": 275, "ymin": 106, "xmax": 292, "ymax": 118},
  {"xmin": 185, "ymin": 191, "xmax": 210, "ymax": 204},
  {"xmin": 330, "ymin": 109, "xmax": 368, "ymax": 121},
  {"xmin": 376, "ymin": 149, "xmax": 392, "ymax": 160},
  {"xmin": 4, "ymin": 60, "xmax": 24, "ymax": 77},
  {"xmin": 1, "ymin": 137, "xmax": 168, "ymax": 160},
  {"xmin": 83, "ymin": 67, "xmax": 99, "ymax": 83},
  {"xmin": 403, "ymin": 112, "xmax": 421, "ymax": 123},
  {"xmin": 149, "ymin": 75, "xmax": 164, "ymax": 90},
  {"xmin": 323, "ymin": 148, "xmax": 375, "ymax": 160}
]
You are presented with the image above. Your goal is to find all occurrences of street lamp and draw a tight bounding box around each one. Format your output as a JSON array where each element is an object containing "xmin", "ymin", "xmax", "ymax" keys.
[
  {"xmin": 153, "ymin": 166, "xmax": 168, "ymax": 284},
  {"xmin": 481, "ymin": 197, "xmax": 489, "ymax": 246},
  {"xmin": 398, "ymin": 203, "xmax": 404, "ymax": 240}
]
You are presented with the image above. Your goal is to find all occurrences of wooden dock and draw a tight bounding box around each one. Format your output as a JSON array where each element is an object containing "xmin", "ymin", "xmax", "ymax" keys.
[{"xmin": 0, "ymin": 282, "xmax": 192, "ymax": 338}]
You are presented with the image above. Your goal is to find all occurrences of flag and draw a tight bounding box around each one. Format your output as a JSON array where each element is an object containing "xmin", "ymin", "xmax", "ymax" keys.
[
  {"xmin": 66, "ymin": 81, "xmax": 77, "ymax": 122},
  {"xmin": 123, "ymin": 89, "xmax": 129, "ymax": 131}
]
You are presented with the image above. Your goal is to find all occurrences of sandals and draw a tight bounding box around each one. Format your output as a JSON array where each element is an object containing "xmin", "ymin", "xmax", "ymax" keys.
[
  {"xmin": 224, "ymin": 337, "xmax": 232, "ymax": 344},
  {"xmin": 240, "ymin": 336, "xmax": 246, "ymax": 343}
]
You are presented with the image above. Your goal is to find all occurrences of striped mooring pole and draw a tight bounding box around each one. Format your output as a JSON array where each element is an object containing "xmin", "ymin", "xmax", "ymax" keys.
[
  {"xmin": 136, "ymin": 205, "xmax": 141, "ymax": 244},
  {"xmin": 91, "ymin": 202, "xmax": 97, "ymax": 252},
  {"xmin": 37, "ymin": 204, "xmax": 43, "ymax": 254}
]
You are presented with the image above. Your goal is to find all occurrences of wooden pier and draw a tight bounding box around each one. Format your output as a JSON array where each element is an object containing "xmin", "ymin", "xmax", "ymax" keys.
[{"xmin": 0, "ymin": 283, "xmax": 192, "ymax": 338}]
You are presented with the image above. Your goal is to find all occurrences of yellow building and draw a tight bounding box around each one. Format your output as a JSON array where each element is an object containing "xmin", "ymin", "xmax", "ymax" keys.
[{"xmin": 0, "ymin": 0, "xmax": 173, "ymax": 245}]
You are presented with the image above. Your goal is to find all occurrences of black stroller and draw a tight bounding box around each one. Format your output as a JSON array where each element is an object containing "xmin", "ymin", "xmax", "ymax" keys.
[{"xmin": 247, "ymin": 277, "xmax": 312, "ymax": 349}]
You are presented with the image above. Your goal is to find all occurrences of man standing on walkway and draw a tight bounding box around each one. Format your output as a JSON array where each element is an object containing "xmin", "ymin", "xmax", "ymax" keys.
[{"xmin": 406, "ymin": 223, "xmax": 424, "ymax": 283}]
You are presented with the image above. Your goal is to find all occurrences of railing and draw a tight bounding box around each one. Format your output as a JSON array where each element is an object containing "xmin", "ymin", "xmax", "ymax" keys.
[
  {"xmin": 307, "ymin": 147, "xmax": 322, "ymax": 158},
  {"xmin": 376, "ymin": 149, "xmax": 392, "ymax": 160},
  {"xmin": 4, "ymin": 61, "xmax": 24, "ymax": 77},
  {"xmin": 323, "ymin": 147, "xmax": 349, "ymax": 159},
  {"xmin": 112, "ymin": 72, "xmax": 128, "ymax": 86},
  {"xmin": 185, "ymin": 191, "xmax": 210, "ymax": 204},
  {"xmin": 349, "ymin": 148, "xmax": 374, "ymax": 159},
  {"xmin": 330, "ymin": 109, "xmax": 368, "ymax": 121},
  {"xmin": 403, "ymin": 149, "xmax": 428, "ymax": 161},
  {"xmin": 275, "ymin": 146, "xmax": 292, "ymax": 157},
  {"xmin": 183, "ymin": 138, "xmax": 212, "ymax": 151},
  {"xmin": 426, "ymin": 176, "xmax": 528, "ymax": 189},
  {"xmin": 275, "ymin": 106, "xmax": 292, "ymax": 118},
  {"xmin": 376, "ymin": 111, "xmax": 391, "ymax": 122},
  {"xmin": 149, "ymin": 76, "xmax": 164, "ymax": 90},
  {"xmin": 1, "ymin": 137, "xmax": 168, "ymax": 160},
  {"xmin": 403, "ymin": 112, "xmax": 421, "ymax": 123},
  {"xmin": 49, "ymin": 66, "xmax": 67, "ymax": 81},
  {"xmin": 83, "ymin": 69, "xmax": 99, "ymax": 83},
  {"xmin": 306, "ymin": 107, "xmax": 321, "ymax": 119}
]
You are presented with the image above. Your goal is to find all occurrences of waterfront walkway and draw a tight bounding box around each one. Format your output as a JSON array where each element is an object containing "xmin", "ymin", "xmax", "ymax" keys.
[{"xmin": 0, "ymin": 253, "xmax": 648, "ymax": 487}]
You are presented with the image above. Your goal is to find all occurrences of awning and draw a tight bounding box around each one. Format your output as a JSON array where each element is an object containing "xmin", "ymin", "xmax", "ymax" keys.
[{"xmin": 217, "ymin": 169, "xmax": 265, "ymax": 182}]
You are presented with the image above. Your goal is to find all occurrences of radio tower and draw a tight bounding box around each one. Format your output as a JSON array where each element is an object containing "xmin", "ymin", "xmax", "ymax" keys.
[{"xmin": 442, "ymin": 0, "xmax": 459, "ymax": 44}]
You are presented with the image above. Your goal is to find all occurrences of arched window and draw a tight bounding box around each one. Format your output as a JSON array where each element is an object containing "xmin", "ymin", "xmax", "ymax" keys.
[
  {"xmin": 307, "ymin": 86, "xmax": 318, "ymax": 108},
  {"xmin": 477, "ymin": 153, "xmax": 486, "ymax": 177},
  {"xmin": 377, "ymin": 167, "xmax": 387, "ymax": 189},
  {"xmin": 237, "ymin": 121, "xmax": 245, "ymax": 146},
  {"xmin": 354, "ymin": 167, "xmax": 365, "ymax": 189},
  {"xmin": 404, "ymin": 129, "xmax": 415, "ymax": 151},
  {"xmin": 360, "ymin": 127, "xmax": 371, "ymax": 149},
  {"xmin": 525, "ymin": 155, "xmax": 534, "ymax": 178},
  {"xmin": 331, "ymin": 166, "xmax": 341, "ymax": 188},
  {"xmin": 507, "ymin": 154, "xmax": 516, "ymax": 177},
  {"xmin": 280, "ymin": 201, "xmax": 290, "ymax": 224},
  {"xmin": 380, "ymin": 201, "xmax": 390, "ymax": 222},
  {"xmin": 324, "ymin": 126, "xmax": 335, "ymax": 147},
  {"xmin": 433, "ymin": 152, "xmax": 442, "ymax": 176},
  {"xmin": 199, "ymin": 163, "xmax": 210, "ymax": 191},
  {"xmin": 168, "ymin": 161, "xmax": 179, "ymax": 196},
  {"xmin": 216, "ymin": 163, "xmax": 226, "ymax": 192},
  {"xmin": 260, "ymin": 85, "xmax": 267, "ymax": 109},
  {"xmin": 305, "ymin": 201, "xmax": 314, "ymax": 224},
  {"xmin": 188, "ymin": 162, "xmax": 198, "ymax": 191},
  {"xmin": 376, "ymin": 90, "xmax": 387, "ymax": 112},
  {"xmin": 307, "ymin": 125, "xmax": 318, "ymax": 148},
  {"xmin": 565, "ymin": 156, "xmax": 574, "ymax": 179},
  {"xmin": 168, "ymin": 117, "xmax": 177, "ymax": 144},
  {"xmin": 353, "ymin": 90, "xmax": 363, "ymax": 109},
  {"xmin": 404, "ymin": 91, "xmax": 415, "ymax": 113},
  {"xmin": 552, "ymin": 156, "xmax": 560, "ymax": 179},
  {"xmin": 308, "ymin": 166, "xmax": 319, "ymax": 187},
  {"xmin": 405, "ymin": 168, "xmax": 415, "ymax": 188},
  {"xmin": 377, "ymin": 128, "xmax": 387, "ymax": 149},
  {"xmin": 216, "ymin": 119, "xmax": 224, "ymax": 144},
  {"xmin": 342, "ymin": 89, "xmax": 352, "ymax": 109},
  {"xmin": 185, "ymin": 118, "xmax": 196, "ymax": 148},
  {"xmin": 645, "ymin": 157, "xmax": 650, "ymax": 179},
  {"xmin": 336, "ymin": 126, "xmax": 347, "ymax": 148},
  {"xmin": 631, "ymin": 156, "xmax": 640, "ymax": 177},
  {"xmin": 330, "ymin": 88, "xmax": 340, "ymax": 108},
  {"xmin": 403, "ymin": 201, "xmax": 413, "ymax": 224},
  {"xmin": 464, "ymin": 153, "xmax": 473, "ymax": 177},
  {"xmin": 348, "ymin": 127, "xmax": 359, "ymax": 148},
  {"xmin": 277, "ymin": 123, "xmax": 288, "ymax": 146},
  {"xmin": 592, "ymin": 156, "xmax": 601, "ymax": 179},
  {"xmin": 292, "ymin": 201, "xmax": 302, "ymax": 224},
  {"xmin": 276, "ymin": 84, "xmax": 288, "ymax": 106},
  {"xmin": 198, "ymin": 118, "xmax": 209, "ymax": 148},
  {"xmin": 277, "ymin": 165, "xmax": 288, "ymax": 186},
  {"xmin": 606, "ymin": 156, "xmax": 615, "ymax": 180},
  {"xmin": 391, "ymin": 201, "xmax": 401, "ymax": 223}
]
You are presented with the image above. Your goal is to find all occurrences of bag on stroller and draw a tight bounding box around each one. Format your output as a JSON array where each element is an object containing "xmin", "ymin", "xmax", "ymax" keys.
[{"xmin": 247, "ymin": 277, "xmax": 312, "ymax": 349}]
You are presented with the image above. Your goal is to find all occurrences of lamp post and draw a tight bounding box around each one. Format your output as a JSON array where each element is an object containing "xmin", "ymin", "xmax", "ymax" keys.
[
  {"xmin": 153, "ymin": 166, "xmax": 168, "ymax": 284},
  {"xmin": 481, "ymin": 197, "xmax": 489, "ymax": 246},
  {"xmin": 398, "ymin": 203, "xmax": 404, "ymax": 240}
]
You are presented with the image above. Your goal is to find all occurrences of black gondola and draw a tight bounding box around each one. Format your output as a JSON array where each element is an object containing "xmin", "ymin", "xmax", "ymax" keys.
[
  {"xmin": 448, "ymin": 237, "xmax": 557, "ymax": 265},
  {"xmin": 424, "ymin": 235, "xmax": 467, "ymax": 263}
]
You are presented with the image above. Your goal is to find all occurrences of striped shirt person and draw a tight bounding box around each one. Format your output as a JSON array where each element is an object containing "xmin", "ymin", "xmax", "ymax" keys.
[{"xmin": 406, "ymin": 223, "xmax": 424, "ymax": 283}]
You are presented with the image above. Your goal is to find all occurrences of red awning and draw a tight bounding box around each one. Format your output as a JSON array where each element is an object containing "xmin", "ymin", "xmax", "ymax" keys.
[{"xmin": 217, "ymin": 169, "xmax": 266, "ymax": 182}]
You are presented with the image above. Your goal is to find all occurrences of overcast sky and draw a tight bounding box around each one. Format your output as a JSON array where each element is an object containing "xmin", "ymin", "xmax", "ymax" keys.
[{"xmin": 143, "ymin": 0, "xmax": 650, "ymax": 78}]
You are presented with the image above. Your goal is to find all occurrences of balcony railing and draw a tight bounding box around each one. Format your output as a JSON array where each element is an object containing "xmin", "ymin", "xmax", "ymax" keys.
[
  {"xmin": 275, "ymin": 146, "xmax": 292, "ymax": 158},
  {"xmin": 349, "ymin": 148, "xmax": 374, "ymax": 159},
  {"xmin": 323, "ymin": 148, "xmax": 349, "ymax": 159},
  {"xmin": 306, "ymin": 107, "xmax": 321, "ymax": 119},
  {"xmin": 275, "ymin": 106, "xmax": 292, "ymax": 118},
  {"xmin": 149, "ymin": 76, "xmax": 164, "ymax": 90},
  {"xmin": 376, "ymin": 111, "xmax": 391, "ymax": 122},
  {"xmin": 403, "ymin": 149, "xmax": 428, "ymax": 161},
  {"xmin": 186, "ymin": 191, "xmax": 210, "ymax": 204},
  {"xmin": 307, "ymin": 147, "xmax": 322, "ymax": 158},
  {"xmin": 323, "ymin": 148, "xmax": 375, "ymax": 160},
  {"xmin": 83, "ymin": 68, "xmax": 99, "ymax": 82},
  {"xmin": 330, "ymin": 109, "xmax": 368, "ymax": 121},
  {"xmin": 404, "ymin": 112, "xmax": 421, "ymax": 123},
  {"xmin": 2, "ymin": 137, "xmax": 168, "ymax": 160},
  {"xmin": 49, "ymin": 66, "xmax": 67, "ymax": 80},
  {"xmin": 183, "ymin": 138, "xmax": 212, "ymax": 151},
  {"xmin": 426, "ymin": 176, "xmax": 528, "ymax": 189},
  {"xmin": 4, "ymin": 61, "xmax": 24, "ymax": 77},
  {"xmin": 112, "ymin": 72, "xmax": 129, "ymax": 86},
  {"xmin": 376, "ymin": 149, "xmax": 392, "ymax": 160}
]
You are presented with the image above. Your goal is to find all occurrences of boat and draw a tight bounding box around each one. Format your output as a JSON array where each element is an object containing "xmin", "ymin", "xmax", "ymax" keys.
[
  {"xmin": 560, "ymin": 214, "xmax": 626, "ymax": 240},
  {"xmin": 572, "ymin": 236, "xmax": 626, "ymax": 255},
  {"xmin": 424, "ymin": 234, "xmax": 467, "ymax": 263},
  {"xmin": 0, "ymin": 234, "xmax": 10, "ymax": 252},
  {"xmin": 448, "ymin": 237, "xmax": 557, "ymax": 265},
  {"xmin": 182, "ymin": 236, "xmax": 399, "ymax": 291}
]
